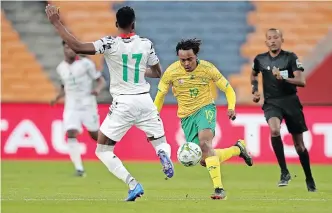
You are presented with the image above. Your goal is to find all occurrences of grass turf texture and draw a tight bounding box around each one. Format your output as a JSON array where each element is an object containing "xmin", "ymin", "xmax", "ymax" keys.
[{"xmin": 2, "ymin": 161, "xmax": 332, "ymax": 213}]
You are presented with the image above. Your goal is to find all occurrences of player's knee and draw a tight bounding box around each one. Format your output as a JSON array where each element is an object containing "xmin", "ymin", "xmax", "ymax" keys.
[
  {"xmin": 270, "ymin": 127, "xmax": 281, "ymax": 137},
  {"xmin": 294, "ymin": 141, "xmax": 306, "ymax": 153},
  {"xmin": 88, "ymin": 131, "xmax": 98, "ymax": 141},
  {"xmin": 95, "ymin": 143, "xmax": 114, "ymax": 156},
  {"xmin": 97, "ymin": 130, "xmax": 117, "ymax": 145},
  {"xmin": 67, "ymin": 130, "xmax": 78, "ymax": 138}
]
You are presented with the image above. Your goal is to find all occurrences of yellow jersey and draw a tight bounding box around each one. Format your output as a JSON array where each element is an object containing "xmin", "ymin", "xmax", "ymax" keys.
[{"xmin": 157, "ymin": 60, "xmax": 230, "ymax": 118}]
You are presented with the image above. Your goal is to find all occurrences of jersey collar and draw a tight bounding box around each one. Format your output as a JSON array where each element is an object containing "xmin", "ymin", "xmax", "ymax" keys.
[{"xmin": 118, "ymin": 32, "xmax": 136, "ymax": 39}]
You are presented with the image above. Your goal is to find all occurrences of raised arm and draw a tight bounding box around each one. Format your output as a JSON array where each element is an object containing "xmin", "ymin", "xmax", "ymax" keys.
[{"xmin": 45, "ymin": 4, "xmax": 96, "ymax": 55}]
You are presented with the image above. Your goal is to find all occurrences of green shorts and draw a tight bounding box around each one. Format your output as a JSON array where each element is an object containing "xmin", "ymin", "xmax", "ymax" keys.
[{"xmin": 180, "ymin": 104, "xmax": 216, "ymax": 145}]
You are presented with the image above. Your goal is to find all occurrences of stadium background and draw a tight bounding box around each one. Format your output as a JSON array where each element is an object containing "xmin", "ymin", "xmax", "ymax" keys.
[{"xmin": 1, "ymin": 1, "xmax": 332, "ymax": 164}]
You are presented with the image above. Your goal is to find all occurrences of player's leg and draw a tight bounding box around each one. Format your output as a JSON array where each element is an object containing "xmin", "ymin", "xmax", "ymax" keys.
[
  {"xmin": 81, "ymin": 107, "xmax": 100, "ymax": 142},
  {"xmin": 63, "ymin": 110, "xmax": 85, "ymax": 176},
  {"xmin": 196, "ymin": 104, "xmax": 226, "ymax": 200},
  {"xmin": 134, "ymin": 94, "xmax": 174, "ymax": 178},
  {"xmin": 95, "ymin": 99, "xmax": 143, "ymax": 201},
  {"xmin": 284, "ymin": 98, "xmax": 316, "ymax": 192},
  {"xmin": 215, "ymin": 139, "xmax": 253, "ymax": 166},
  {"xmin": 264, "ymin": 104, "xmax": 290, "ymax": 186}
]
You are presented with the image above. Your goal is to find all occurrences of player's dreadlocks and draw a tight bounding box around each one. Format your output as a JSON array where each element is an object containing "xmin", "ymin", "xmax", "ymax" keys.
[
  {"xmin": 116, "ymin": 6, "xmax": 136, "ymax": 29},
  {"xmin": 176, "ymin": 38, "xmax": 202, "ymax": 55}
]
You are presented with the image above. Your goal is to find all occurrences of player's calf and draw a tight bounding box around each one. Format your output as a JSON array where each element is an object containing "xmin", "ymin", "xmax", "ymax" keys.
[
  {"xmin": 95, "ymin": 132, "xmax": 143, "ymax": 201},
  {"xmin": 66, "ymin": 129, "xmax": 85, "ymax": 175}
]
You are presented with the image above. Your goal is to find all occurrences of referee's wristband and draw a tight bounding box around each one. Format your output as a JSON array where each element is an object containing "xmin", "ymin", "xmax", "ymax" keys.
[{"xmin": 251, "ymin": 80, "xmax": 258, "ymax": 94}]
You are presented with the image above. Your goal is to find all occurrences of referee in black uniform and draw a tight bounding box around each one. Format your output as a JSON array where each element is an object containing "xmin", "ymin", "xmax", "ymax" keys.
[{"xmin": 251, "ymin": 28, "xmax": 316, "ymax": 192}]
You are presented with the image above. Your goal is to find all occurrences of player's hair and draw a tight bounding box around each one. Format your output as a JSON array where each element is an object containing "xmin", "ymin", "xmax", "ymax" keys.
[
  {"xmin": 176, "ymin": 38, "xmax": 202, "ymax": 55},
  {"xmin": 267, "ymin": 28, "xmax": 283, "ymax": 38},
  {"xmin": 116, "ymin": 6, "xmax": 135, "ymax": 29}
]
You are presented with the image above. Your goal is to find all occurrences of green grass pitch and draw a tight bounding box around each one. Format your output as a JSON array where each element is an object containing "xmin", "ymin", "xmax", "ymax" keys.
[{"xmin": 1, "ymin": 161, "xmax": 332, "ymax": 213}]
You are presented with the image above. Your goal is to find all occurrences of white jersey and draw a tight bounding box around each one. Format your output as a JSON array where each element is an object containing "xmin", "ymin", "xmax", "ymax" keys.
[
  {"xmin": 56, "ymin": 57, "xmax": 101, "ymax": 108},
  {"xmin": 92, "ymin": 34, "xmax": 159, "ymax": 96}
]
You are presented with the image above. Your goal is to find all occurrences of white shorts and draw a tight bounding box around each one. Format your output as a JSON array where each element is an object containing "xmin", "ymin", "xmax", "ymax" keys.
[
  {"xmin": 100, "ymin": 93, "xmax": 165, "ymax": 142},
  {"xmin": 63, "ymin": 106, "xmax": 100, "ymax": 133}
]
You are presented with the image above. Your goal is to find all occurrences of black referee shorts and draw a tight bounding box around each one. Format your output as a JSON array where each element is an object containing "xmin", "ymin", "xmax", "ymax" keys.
[{"xmin": 263, "ymin": 95, "xmax": 308, "ymax": 134}]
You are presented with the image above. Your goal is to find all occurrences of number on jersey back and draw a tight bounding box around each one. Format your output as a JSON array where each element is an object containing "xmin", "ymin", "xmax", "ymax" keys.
[{"xmin": 93, "ymin": 35, "xmax": 159, "ymax": 95}]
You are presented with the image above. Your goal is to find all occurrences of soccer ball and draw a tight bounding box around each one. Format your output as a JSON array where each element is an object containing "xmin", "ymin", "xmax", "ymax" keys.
[{"xmin": 177, "ymin": 142, "xmax": 202, "ymax": 167}]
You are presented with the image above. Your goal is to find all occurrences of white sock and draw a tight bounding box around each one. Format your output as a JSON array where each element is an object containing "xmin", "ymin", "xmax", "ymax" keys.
[
  {"xmin": 67, "ymin": 138, "xmax": 84, "ymax": 171},
  {"xmin": 95, "ymin": 144, "xmax": 137, "ymax": 189},
  {"xmin": 150, "ymin": 136, "xmax": 171, "ymax": 158}
]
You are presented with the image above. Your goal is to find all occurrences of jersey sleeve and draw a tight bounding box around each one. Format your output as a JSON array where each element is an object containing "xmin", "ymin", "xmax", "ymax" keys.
[
  {"xmin": 290, "ymin": 52, "xmax": 304, "ymax": 72},
  {"xmin": 85, "ymin": 59, "xmax": 102, "ymax": 80},
  {"xmin": 147, "ymin": 42, "xmax": 160, "ymax": 66},
  {"xmin": 207, "ymin": 65, "xmax": 229, "ymax": 91},
  {"xmin": 252, "ymin": 57, "xmax": 260, "ymax": 74},
  {"xmin": 157, "ymin": 70, "xmax": 172, "ymax": 94},
  {"xmin": 92, "ymin": 36, "xmax": 115, "ymax": 55}
]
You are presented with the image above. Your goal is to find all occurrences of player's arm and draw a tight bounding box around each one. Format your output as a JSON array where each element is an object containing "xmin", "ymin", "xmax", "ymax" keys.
[
  {"xmin": 145, "ymin": 63, "xmax": 162, "ymax": 78},
  {"xmin": 51, "ymin": 84, "xmax": 65, "ymax": 106},
  {"xmin": 251, "ymin": 57, "xmax": 261, "ymax": 103},
  {"xmin": 209, "ymin": 66, "xmax": 236, "ymax": 119},
  {"xmin": 145, "ymin": 41, "xmax": 162, "ymax": 78},
  {"xmin": 45, "ymin": 5, "xmax": 110, "ymax": 55},
  {"xmin": 251, "ymin": 57, "xmax": 260, "ymax": 94},
  {"xmin": 154, "ymin": 71, "xmax": 171, "ymax": 112},
  {"xmin": 284, "ymin": 53, "xmax": 306, "ymax": 87},
  {"xmin": 212, "ymin": 71, "xmax": 236, "ymax": 110}
]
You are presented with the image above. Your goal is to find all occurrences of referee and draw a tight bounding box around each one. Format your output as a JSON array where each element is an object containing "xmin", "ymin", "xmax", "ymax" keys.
[{"xmin": 251, "ymin": 28, "xmax": 316, "ymax": 192}]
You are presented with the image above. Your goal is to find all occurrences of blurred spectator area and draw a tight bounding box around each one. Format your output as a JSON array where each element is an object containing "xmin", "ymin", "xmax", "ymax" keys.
[
  {"xmin": 1, "ymin": 1, "xmax": 332, "ymax": 104},
  {"xmin": 1, "ymin": 10, "xmax": 56, "ymax": 102}
]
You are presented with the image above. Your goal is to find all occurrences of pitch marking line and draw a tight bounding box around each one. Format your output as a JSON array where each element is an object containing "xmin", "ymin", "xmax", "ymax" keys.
[{"xmin": 1, "ymin": 198, "xmax": 329, "ymax": 202}]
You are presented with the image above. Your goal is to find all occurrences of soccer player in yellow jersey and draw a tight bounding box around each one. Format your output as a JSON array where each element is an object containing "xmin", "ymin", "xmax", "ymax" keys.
[{"xmin": 154, "ymin": 39, "xmax": 253, "ymax": 199}]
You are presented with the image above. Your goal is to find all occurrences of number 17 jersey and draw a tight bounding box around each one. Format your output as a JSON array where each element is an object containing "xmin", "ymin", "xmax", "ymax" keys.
[{"xmin": 93, "ymin": 34, "xmax": 159, "ymax": 96}]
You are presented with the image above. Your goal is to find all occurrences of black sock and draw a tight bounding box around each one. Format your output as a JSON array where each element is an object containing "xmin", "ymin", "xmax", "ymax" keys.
[
  {"xmin": 298, "ymin": 148, "xmax": 313, "ymax": 181},
  {"xmin": 271, "ymin": 136, "xmax": 288, "ymax": 174}
]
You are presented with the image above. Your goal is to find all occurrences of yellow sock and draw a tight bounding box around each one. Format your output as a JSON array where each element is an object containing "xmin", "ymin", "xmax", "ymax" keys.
[
  {"xmin": 215, "ymin": 146, "xmax": 240, "ymax": 163},
  {"xmin": 205, "ymin": 156, "xmax": 223, "ymax": 189}
]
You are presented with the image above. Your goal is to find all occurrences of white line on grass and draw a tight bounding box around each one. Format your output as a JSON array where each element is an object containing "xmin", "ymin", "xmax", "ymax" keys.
[{"xmin": 1, "ymin": 198, "xmax": 329, "ymax": 202}]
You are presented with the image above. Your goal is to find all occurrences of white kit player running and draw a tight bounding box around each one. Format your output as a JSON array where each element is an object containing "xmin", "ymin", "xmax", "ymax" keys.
[
  {"xmin": 51, "ymin": 41, "xmax": 106, "ymax": 177},
  {"xmin": 46, "ymin": 5, "xmax": 174, "ymax": 201}
]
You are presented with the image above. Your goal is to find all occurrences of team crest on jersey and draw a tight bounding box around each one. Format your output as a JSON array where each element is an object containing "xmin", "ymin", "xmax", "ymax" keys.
[
  {"xmin": 201, "ymin": 77, "xmax": 209, "ymax": 83},
  {"xmin": 267, "ymin": 66, "xmax": 270, "ymax": 70},
  {"xmin": 178, "ymin": 79, "xmax": 184, "ymax": 84}
]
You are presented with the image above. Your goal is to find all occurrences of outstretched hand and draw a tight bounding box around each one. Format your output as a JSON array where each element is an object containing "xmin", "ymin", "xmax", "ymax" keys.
[{"xmin": 45, "ymin": 4, "xmax": 60, "ymax": 24}]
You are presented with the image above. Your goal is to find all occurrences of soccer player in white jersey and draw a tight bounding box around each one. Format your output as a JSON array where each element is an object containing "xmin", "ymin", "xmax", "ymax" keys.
[
  {"xmin": 51, "ymin": 41, "xmax": 106, "ymax": 177},
  {"xmin": 46, "ymin": 5, "xmax": 174, "ymax": 201}
]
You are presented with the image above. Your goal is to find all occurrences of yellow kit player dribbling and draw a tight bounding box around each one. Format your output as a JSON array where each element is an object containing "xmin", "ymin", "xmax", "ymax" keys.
[{"xmin": 154, "ymin": 39, "xmax": 253, "ymax": 199}]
